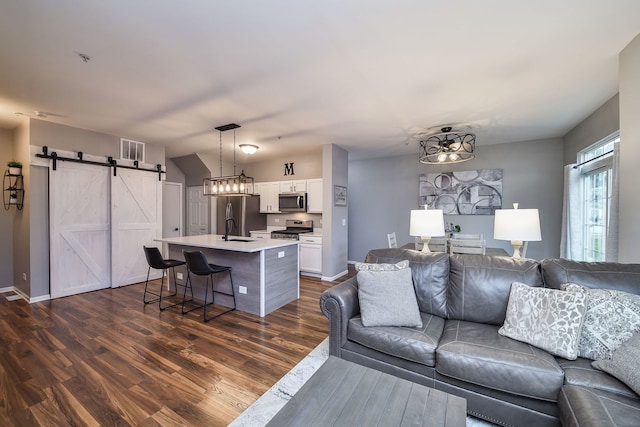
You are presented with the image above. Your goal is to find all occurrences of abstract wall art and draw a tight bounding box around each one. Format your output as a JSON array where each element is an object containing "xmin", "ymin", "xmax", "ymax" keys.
[{"xmin": 418, "ymin": 169, "xmax": 503, "ymax": 215}]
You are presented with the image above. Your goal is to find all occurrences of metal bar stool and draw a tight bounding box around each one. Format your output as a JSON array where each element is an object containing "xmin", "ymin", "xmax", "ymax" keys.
[
  {"xmin": 143, "ymin": 246, "xmax": 186, "ymax": 310},
  {"xmin": 182, "ymin": 250, "xmax": 236, "ymax": 322}
]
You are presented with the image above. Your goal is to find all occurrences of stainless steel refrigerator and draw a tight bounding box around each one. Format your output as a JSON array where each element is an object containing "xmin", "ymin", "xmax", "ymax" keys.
[{"xmin": 216, "ymin": 195, "xmax": 266, "ymax": 237}]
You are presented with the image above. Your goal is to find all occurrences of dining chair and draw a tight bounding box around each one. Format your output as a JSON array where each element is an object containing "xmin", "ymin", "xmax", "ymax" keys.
[
  {"xmin": 449, "ymin": 237, "xmax": 486, "ymax": 255},
  {"xmin": 387, "ymin": 232, "xmax": 398, "ymax": 248},
  {"xmin": 143, "ymin": 246, "xmax": 186, "ymax": 310},
  {"xmin": 182, "ymin": 250, "xmax": 236, "ymax": 322},
  {"xmin": 427, "ymin": 236, "xmax": 448, "ymax": 252}
]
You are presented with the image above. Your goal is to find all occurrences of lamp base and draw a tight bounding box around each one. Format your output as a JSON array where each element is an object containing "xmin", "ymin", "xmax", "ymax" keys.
[
  {"xmin": 510, "ymin": 240, "xmax": 524, "ymax": 258},
  {"xmin": 420, "ymin": 237, "xmax": 432, "ymax": 253}
]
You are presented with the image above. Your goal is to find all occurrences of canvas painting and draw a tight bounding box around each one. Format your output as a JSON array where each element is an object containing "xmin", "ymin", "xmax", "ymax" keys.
[{"xmin": 418, "ymin": 169, "xmax": 503, "ymax": 215}]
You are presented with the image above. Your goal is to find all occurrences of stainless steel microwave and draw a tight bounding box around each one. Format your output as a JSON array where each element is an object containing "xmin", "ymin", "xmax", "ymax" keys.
[{"xmin": 278, "ymin": 192, "xmax": 307, "ymax": 212}]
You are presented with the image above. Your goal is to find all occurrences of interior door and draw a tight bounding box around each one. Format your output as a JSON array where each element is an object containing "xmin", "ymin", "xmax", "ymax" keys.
[
  {"xmin": 187, "ymin": 186, "xmax": 209, "ymax": 235},
  {"xmin": 111, "ymin": 169, "xmax": 162, "ymax": 287},
  {"xmin": 163, "ymin": 181, "xmax": 183, "ymax": 238},
  {"xmin": 50, "ymin": 162, "xmax": 111, "ymax": 298}
]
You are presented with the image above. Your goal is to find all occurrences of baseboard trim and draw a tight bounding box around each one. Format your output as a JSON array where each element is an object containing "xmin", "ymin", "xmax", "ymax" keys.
[{"xmin": 321, "ymin": 270, "xmax": 348, "ymax": 282}]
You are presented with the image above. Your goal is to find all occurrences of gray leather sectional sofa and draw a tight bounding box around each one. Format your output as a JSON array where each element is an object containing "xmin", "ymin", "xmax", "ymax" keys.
[{"xmin": 320, "ymin": 249, "xmax": 640, "ymax": 426}]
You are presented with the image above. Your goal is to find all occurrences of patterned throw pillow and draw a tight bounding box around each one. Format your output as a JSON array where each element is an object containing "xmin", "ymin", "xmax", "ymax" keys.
[
  {"xmin": 356, "ymin": 260, "xmax": 422, "ymax": 328},
  {"xmin": 561, "ymin": 283, "xmax": 640, "ymax": 360},
  {"xmin": 592, "ymin": 332, "xmax": 640, "ymax": 396},
  {"xmin": 499, "ymin": 282, "xmax": 588, "ymax": 360}
]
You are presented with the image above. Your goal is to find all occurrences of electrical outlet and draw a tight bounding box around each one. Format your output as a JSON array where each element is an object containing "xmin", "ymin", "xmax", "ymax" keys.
[
  {"xmin": 177, "ymin": 272, "xmax": 183, "ymax": 280},
  {"xmin": 274, "ymin": 218, "xmax": 280, "ymax": 223},
  {"xmin": 239, "ymin": 286, "xmax": 247, "ymax": 294},
  {"xmin": 278, "ymin": 251, "xmax": 285, "ymax": 258},
  {"xmin": 22, "ymin": 273, "xmax": 27, "ymax": 281}
]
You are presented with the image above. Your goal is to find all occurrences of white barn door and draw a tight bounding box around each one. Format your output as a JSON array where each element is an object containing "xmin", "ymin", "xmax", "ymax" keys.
[
  {"xmin": 50, "ymin": 162, "xmax": 111, "ymax": 298},
  {"xmin": 111, "ymin": 169, "xmax": 162, "ymax": 288}
]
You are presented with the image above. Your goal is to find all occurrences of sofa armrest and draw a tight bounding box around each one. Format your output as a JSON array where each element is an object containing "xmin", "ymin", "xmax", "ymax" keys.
[{"xmin": 320, "ymin": 276, "xmax": 360, "ymax": 357}]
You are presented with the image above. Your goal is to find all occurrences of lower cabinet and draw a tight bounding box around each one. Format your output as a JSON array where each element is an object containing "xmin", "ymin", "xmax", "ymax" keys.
[{"xmin": 299, "ymin": 235, "xmax": 322, "ymax": 275}]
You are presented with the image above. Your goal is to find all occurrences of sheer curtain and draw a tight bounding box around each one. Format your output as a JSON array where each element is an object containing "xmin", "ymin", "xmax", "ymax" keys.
[
  {"xmin": 605, "ymin": 142, "xmax": 620, "ymax": 262},
  {"xmin": 560, "ymin": 164, "xmax": 583, "ymax": 260}
]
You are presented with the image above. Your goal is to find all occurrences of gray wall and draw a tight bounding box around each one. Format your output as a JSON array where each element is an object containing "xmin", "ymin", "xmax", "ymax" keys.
[
  {"xmin": 30, "ymin": 119, "xmax": 165, "ymax": 165},
  {"xmin": 0, "ymin": 128, "xmax": 14, "ymax": 287},
  {"xmin": 322, "ymin": 144, "xmax": 349, "ymax": 279},
  {"xmin": 243, "ymin": 148, "xmax": 323, "ymax": 182},
  {"xmin": 563, "ymin": 94, "xmax": 619, "ymax": 165},
  {"xmin": 348, "ymin": 138, "xmax": 564, "ymax": 262},
  {"xmin": 619, "ymin": 32, "xmax": 640, "ymax": 263}
]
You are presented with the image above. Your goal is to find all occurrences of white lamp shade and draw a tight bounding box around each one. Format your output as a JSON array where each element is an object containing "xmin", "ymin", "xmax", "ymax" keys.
[
  {"xmin": 494, "ymin": 209, "xmax": 541, "ymax": 241},
  {"xmin": 410, "ymin": 208, "xmax": 445, "ymax": 237}
]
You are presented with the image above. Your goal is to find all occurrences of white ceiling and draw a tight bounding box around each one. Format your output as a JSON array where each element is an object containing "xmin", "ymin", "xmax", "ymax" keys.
[{"xmin": 1, "ymin": 1, "xmax": 639, "ymax": 161}]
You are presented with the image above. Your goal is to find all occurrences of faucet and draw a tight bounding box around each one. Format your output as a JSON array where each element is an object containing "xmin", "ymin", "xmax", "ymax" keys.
[{"xmin": 223, "ymin": 201, "xmax": 235, "ymax": 241}]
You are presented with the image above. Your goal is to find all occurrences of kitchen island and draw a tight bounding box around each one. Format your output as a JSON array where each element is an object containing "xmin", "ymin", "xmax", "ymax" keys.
[{"xmin": 155, "ymin": 235, "xmax": 300, "ymax": 317}]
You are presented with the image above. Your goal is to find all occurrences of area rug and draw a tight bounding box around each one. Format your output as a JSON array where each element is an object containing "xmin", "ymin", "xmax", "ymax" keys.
[{"xmin": 229, "ymin": 338, "xmax": 495, "ymax": 426}]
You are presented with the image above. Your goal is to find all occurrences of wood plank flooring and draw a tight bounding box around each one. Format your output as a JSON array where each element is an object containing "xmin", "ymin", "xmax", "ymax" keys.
[{"xmin": 0, "ymin": 271, "xmax": 353, "ymax": 426}]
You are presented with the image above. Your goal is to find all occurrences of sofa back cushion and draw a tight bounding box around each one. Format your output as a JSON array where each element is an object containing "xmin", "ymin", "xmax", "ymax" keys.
[
  {"xmin": 365, "ymin": 249, "xmax": 449, "ymax": 318},
  {"xmin": 542, "ymin": 258, "xmax": 640, "ymax": 295},
  {"xmin": 447, "ymin": 255, "xmax": 543, "ymax": 325}
]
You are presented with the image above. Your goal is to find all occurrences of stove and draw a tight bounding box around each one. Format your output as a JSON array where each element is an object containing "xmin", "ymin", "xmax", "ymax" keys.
[{"xmin": 271, "ymin": 219, "xmax": 314, "ymax": 240}]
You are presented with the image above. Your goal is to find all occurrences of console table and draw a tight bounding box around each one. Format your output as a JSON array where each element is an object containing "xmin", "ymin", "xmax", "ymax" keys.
[
  {"xmin": 267, "ymin": 356, "xmax": 466, "ymax": 426},
  {"xmin": 400, "ymin": 242, "xmax": 509, "ymax": 256}
]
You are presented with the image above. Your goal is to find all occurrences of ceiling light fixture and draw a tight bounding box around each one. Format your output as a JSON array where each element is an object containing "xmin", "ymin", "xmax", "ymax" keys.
[
  {"xmin": 239, "ymin": 144, "xmax": 259, "ymax": 155},
  {"xmin": 203, "ymin": 123, "xmax": 255, "ymax": 197},
  {"xmin": 416, "ymin": 126, "xmax": 476, "ymax": 164}
]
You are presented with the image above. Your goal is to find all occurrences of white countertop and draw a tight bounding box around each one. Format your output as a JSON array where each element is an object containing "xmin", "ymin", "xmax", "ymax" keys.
[{"xmin": 156, "ymin": 234, "xmax": 299, "ymax": 253}]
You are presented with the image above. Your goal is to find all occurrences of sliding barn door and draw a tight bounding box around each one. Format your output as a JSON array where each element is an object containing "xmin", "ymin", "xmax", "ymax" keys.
[
  {"xmin": 111, "ymin": 169, "xmax": 162, "ymax": 287},
  {"xmin": 50, "ymin": 162, "xmax": 111, "ymax": 298}
]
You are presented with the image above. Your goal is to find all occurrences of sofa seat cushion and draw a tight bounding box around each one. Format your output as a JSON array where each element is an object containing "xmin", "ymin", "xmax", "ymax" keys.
[
  {"xmin": 436, "ymin": 320, "xmax": 564, "ymax": 401},
  {"xmin": 559, "ymin": 385, "xmax": 640, "ymax": 427},
  {"xmin": 347, "ymin": 312, "xmax": 445, "ymax": 367},
  {"xmin": 557, "ymin": 357, "xmax": 639, "ymax": 401}
]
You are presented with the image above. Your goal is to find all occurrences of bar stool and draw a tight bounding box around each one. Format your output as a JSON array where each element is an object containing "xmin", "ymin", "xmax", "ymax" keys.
[
  {"xmin": 143, "ymin": 246, "xmax": 186, "ymax": 310},
  {"xmin": 182, "ymin": 250, "xmax": 236, "ymax": 322}
]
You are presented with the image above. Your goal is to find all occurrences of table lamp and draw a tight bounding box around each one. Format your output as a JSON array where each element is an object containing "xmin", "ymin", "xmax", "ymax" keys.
[
  {"xmin": 409, "ymin": 206, "xmax": 445, "ymax": 253},
  {"xmin": 493, "ymin": 203, "xmax": 541, "ymax": 258}
]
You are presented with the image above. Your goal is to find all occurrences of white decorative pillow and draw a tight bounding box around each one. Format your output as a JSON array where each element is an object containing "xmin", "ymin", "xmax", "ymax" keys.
[
  {"xmin": 356, "ymin": 260, "xmax": 422, "ymax": 328},
  {"xmin": 592, "ymin": 332, "xmax": 640, "ymax": 396},
  {"xmin": 499, "ymin": 282, "xmax": 587, "ymax": 360},
  {"xmin": 561, "ymin": 283, "xmax": 640, "ymax": 360}
]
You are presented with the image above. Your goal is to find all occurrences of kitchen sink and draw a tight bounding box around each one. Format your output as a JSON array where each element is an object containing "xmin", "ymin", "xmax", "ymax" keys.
[{"xmin": 227, "ymin": 238, "xmax": 253, "ymax": 242}]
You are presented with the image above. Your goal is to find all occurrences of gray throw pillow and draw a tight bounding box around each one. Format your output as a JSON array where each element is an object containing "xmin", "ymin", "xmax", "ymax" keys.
[
  {"xmin": 356, "ymin": 260, "xmax": 422, "ymax": 328},
  {"xmin": 592, "ymin": 332, "xmax": 640, "ymax": 396},
  {"xmin": 562, "ymin": 283, "xmax": 640, "ymax": 360},
  {"xmin": 499, "ymin": 282, "xmax": 587, "ymax": 360}
]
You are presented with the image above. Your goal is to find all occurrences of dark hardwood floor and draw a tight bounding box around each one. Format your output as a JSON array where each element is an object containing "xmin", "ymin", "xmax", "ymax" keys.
[{"xmin": 0, "ymin": 271, "xmax": 353, "ymax": 426}]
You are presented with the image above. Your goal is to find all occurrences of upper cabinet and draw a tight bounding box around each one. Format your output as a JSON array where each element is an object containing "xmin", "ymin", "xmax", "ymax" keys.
[
  {"xmin": 306, "ymin": 178, "xmax": 323, "ymax": 213},
  {"xmin": 279, "ymin": 180, "xmax": 307, "ymax": 193},
  {"xmin": 254, "ymin": 182, "xmax": 281, "ymax": 213},
  {"xmin": 255, "ymin": 178, "xmax": 323, "ymax": 213}
]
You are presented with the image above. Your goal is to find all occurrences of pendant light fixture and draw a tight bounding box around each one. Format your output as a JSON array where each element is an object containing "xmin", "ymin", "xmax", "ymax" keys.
[
  {"xmin": 416, "ymin": 126, "xmax": 476, "ymax": 164},
  {"xmin": 203, "ymin": 123, "xmax": 255, "ymax": 196}
]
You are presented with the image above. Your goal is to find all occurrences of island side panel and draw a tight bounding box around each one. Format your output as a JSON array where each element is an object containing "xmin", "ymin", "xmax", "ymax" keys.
[
  {"xmin": 263, "ymin": 245, "xmax": 300, "ymax": 315},
  {"xmin": 167, "ymin": 244, "xmax": 262, "ymax": 316}
]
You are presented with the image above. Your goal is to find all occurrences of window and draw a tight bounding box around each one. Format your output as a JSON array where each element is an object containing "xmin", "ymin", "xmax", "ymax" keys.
[
  {"xmin": 578, "ymin": 133, "xmax": 618, "ymax": 262},
  {"xmin": 120, "ymin": 138, "xmax": 145, "ymax": 162}
]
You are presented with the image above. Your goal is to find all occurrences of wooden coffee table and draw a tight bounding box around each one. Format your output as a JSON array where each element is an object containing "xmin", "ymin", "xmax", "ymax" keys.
[{"xmin": 266, "ymin": 356, "xmax": 466, "ymax": 426}]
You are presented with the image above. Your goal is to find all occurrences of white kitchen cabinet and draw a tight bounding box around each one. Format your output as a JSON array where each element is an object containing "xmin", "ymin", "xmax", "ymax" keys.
[
  {"xmin": 254, "ymin": 182, "xmax": 281, "ymax": 213},
  {"xmin": 279, "ymin": 180, "xmax": 307, "ymax": 193},
  {"xmin": 299, "ymin": 235, "xmax": 322, "ymax": 275},
  {"xmin": 306, "ymin": 178, "xmax": 323, "ymax": 213}
]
